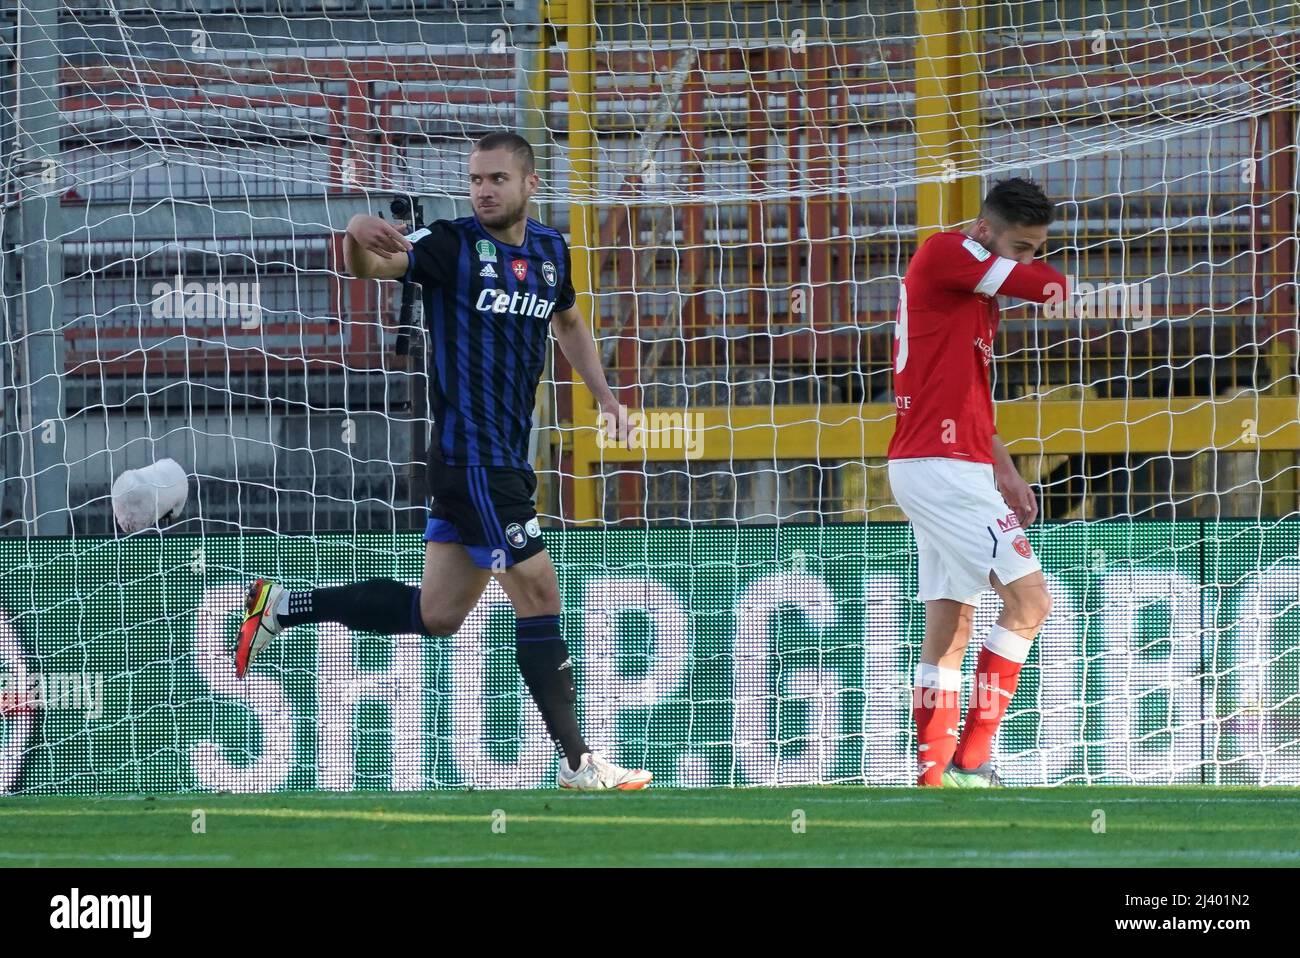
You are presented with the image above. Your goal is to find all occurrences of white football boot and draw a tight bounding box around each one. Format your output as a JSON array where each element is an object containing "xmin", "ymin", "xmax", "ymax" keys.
[{"xmin": 557, "ymin": 752, "xmax": 652, "ymax": 791}]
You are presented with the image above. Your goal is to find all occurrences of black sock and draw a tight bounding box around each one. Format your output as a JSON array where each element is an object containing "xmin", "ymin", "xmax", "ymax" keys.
[
  {"xmin": 278, "ymin": 579, "xmax": 433, "ymax": 636},
  {"xmin": 515, "ymin": 614, "xmax": 587, "ymax": 770}
]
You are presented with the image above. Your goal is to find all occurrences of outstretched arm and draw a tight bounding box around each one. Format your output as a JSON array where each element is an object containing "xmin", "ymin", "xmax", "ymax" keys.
[{"xmin": 550, "ymin": 306, "xmax": 629, "ymax": 441}]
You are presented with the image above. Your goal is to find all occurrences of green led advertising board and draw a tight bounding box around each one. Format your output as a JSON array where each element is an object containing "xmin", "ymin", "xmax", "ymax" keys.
[{"xmin": 0, "ymin": 522, "xmax": 1297, "ymax": 793}]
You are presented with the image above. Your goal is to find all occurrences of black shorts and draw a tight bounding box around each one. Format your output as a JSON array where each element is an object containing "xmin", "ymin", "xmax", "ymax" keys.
[{"xmin": 422, "ymin": 462, "xmax": 546, "ymax": 570}]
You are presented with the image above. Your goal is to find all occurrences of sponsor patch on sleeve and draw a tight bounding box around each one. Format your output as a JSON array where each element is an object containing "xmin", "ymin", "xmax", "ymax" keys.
[{"xmin": 962, "ymin": 237, "xmax": 992, "ymax": 262}]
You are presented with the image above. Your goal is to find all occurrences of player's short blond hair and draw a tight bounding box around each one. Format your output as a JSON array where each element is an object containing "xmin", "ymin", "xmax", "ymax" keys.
[{"xmin": 473, "ymin": 131, "xmax": 536, "ymax": 175}]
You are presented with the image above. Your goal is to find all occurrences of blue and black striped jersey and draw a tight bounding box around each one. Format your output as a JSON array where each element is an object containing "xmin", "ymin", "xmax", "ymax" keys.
[{"xmin": 405, "ymin": 215, "xmax": 576, "ymax": 469}]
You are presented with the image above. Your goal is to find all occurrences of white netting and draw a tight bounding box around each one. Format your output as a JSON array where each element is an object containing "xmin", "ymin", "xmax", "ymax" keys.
[{"xmin": 0, "ymin": 1, "xmax": 1296, "ymax": 792}]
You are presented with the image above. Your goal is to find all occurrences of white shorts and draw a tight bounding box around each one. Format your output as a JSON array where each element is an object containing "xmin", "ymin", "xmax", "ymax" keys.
[{"xmin": 887, "ymin": 457, "xmax": 1042, "ymax": 605}]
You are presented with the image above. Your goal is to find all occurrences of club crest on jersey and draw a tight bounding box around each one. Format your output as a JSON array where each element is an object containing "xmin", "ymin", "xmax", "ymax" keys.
[
  {"xmin": 476, "ymin": 239, "xmax": 497, "ymax": 262},
  {"xmin": 505, "ymin": 522, "xmax": 526, "ymax": 549},
  {"xmin": 479, "ymin": 263, "xmax": 498, "ymax": 278},
  {"xmin": 512, "ymin": 259, "xmax": 528, "ymax": 281},
  {"xmin": 542, "ymin": 261, "xmax": 557, "ymax": 287},
  {"xmin": 1013, "ymin": 535, "xmax": 1033, "ymax": 558}
]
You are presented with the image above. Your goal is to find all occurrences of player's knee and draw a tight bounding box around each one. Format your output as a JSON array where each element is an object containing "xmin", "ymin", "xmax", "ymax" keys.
[
  {"xmin": 1014, "ymin": 586, "xmax": 1052, "ymax": 628},
  {"xmin": 422, "ymin": 612, "xmax": 467, "ymax": 637},
  {"xmin": 514, "ymin": 594, "xmax": 561, "ymax": 618},
  {"xmin": 997, "ymin": 579, "xmax": 1051, "ymax": 631},
  {"xmin": 420, "ymin": 599, "xmax": 467, "ymax": 637},
  {"xmin": 511, "ymin": 580, "xmax": 561, "ymax": 618},
  {"xmin": 1036, "ymin": 587, "xmax": 1053, "ymax": 624}
]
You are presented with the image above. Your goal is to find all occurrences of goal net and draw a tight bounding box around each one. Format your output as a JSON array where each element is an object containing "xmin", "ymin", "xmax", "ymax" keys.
[{"xmin": 0, "ymin": 0, "xmax": 1297, "ymax": 793}]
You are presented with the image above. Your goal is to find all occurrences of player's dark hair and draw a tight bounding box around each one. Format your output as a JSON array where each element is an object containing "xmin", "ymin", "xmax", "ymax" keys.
[
  {"xmin": 473, "ymin": 131, "xmax": 536, "ymax": 174},
  {"xmin": 981, "ymin": 177, "xmax": 1055, "ymax": 228}
]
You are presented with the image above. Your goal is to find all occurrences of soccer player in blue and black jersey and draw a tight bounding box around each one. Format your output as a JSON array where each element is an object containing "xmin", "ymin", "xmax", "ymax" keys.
[{"xmin": 235, "ymin": 132, "xmax": 650, "ymax": 790}]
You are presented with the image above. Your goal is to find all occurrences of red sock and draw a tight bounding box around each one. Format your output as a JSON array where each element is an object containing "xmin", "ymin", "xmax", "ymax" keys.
[
  {"xmin": 953, "ymin": 626, "xmax": 1032, "ymax": 770},
  {"xmin": 913, "ymin": 663, "xmax": 962, "ymax": 786}
]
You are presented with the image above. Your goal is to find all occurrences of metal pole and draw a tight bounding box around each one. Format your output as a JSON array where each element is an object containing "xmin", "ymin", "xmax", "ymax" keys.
[
  {"xmin": 514, "ymin": 0, "xmax": 549, "ymax": 178},
  {"xmin": 516, "ymin": 0, "xmax": 558, "ymax": 517},
  {"xmin": 15, "ymin": 0, "xmax": 67, "ymax": 535},
  {"xmin": 566, "ymin": 0, "xmax": 600, "ymax": 524}
]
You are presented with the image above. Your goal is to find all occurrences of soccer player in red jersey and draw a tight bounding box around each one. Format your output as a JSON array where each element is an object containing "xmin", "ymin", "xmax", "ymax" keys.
[{"xmin": 888, "ymin": 178, "xmax": 1069, "ymax": 787}]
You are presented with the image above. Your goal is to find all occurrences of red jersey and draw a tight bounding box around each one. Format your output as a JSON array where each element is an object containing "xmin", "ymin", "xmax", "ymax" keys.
[{"xmin": 887, "ymin": 231, "xmax": 1067, "ymax": 463}]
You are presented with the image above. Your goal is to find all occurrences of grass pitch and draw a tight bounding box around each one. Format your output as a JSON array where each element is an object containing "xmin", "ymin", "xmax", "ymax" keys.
[{"xmin": 1, "ymin": 787, "xmax": 1297, "ymax": 867}]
